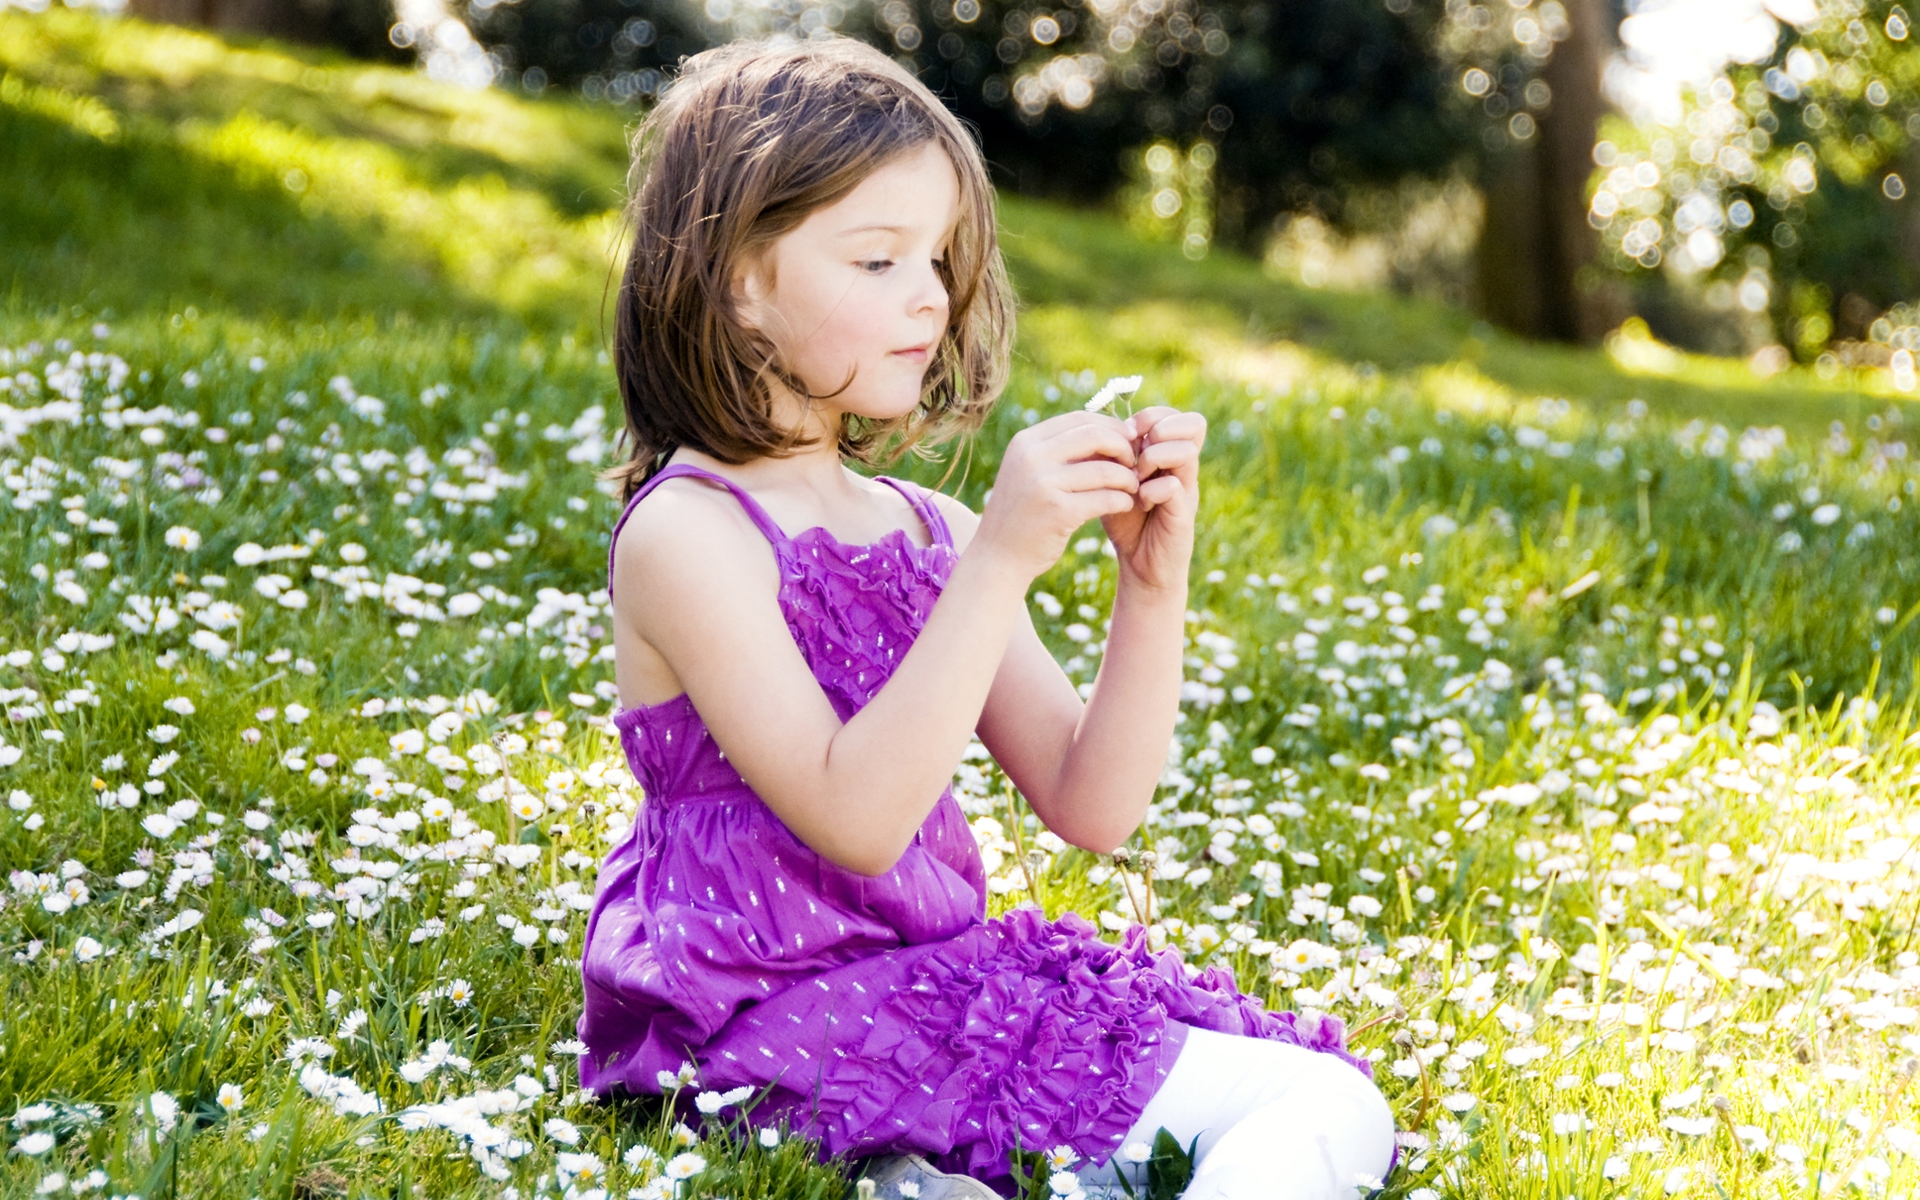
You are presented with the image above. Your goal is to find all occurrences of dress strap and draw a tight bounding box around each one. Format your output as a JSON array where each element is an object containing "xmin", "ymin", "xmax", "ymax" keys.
[
  {"xmin": 878, "ymin": 476, "xmax": 954, "ymax": 552},
  {"xmin": 607, "ymin": 463, "xmax": 790, "ymax": 593}
]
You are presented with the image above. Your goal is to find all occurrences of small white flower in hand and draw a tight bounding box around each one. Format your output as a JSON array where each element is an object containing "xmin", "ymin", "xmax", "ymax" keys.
[{"xmin": 1083, "ymin": 375, "xmax": 1142, "ymax": 413}]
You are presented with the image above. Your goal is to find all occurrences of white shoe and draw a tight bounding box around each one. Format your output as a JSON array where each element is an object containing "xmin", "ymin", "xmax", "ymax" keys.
[{"xmin": 858, "ymin": 1152, "xmax": 1006, "ymax": 1199}]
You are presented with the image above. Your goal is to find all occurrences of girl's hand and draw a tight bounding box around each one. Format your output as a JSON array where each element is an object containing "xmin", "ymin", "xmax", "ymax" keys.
[
  {"xmin": 973, "ymin": 411, "xmax": 1142, "ymax": 583},
  {"xmin": 1101, "ymin": 405, "xmax": 1206, "ymax": 594}
]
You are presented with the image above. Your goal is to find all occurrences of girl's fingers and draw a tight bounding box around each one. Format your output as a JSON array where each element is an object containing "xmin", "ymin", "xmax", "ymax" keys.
[
  {"xmin": 1074, "ymin": 486, "xmax": 1141, "ymax": 525},
  {"xmin": 1036, "ymin": 410, "xmax": 1131, "ymax": 441},
  {"xmin": 1137, "ymin": 411, "xmax": 1207, "ymax": 448},
  {"xmin": 1040, "ymin": 420, "xmax": 1138, "ymax": 467},
  {"xmin": 1056, "ymin": 458, "xmax": 1141, "ymax": 494},
  {"xmin": 1137, "ymin": 439, "xmax": 1199, "ymax": 475},
  {"xmin": 1128, "ymin": 406, "xmax": 1181, "ymax": 437},
  {"xmin": 1141, "ymin": 475, "xmax": 1184, "ymax": 507}
]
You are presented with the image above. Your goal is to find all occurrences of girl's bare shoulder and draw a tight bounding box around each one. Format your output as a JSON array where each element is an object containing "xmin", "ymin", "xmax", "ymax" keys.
[
  {"xmin": 611, "ymin": 477, "xmax": 781, "ymax": 613},
  {"xmin": 922, "ymin": 487, "xmax": 980, "ymax": 553}
]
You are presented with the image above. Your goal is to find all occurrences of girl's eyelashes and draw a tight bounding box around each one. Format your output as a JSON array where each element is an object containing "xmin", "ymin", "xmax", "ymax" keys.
[{"xmin": 858, "ymin": 256, "xmax": 948, "ymax": 275}]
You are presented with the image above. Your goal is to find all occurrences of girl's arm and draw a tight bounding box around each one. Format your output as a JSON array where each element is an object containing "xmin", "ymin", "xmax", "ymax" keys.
[
  {"xmin": 615, "ymin": 413, "xmax": 1144, "ymax": 877},
  {"xmin": 954, "ymin": 404, "xmax": 1206, "ymax": 854}
]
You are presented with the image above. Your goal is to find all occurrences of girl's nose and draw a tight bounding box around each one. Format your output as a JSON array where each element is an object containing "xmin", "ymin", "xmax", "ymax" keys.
[{"xmin": 909, "ymin": 260, "xmax": 949, "ymax": 316}]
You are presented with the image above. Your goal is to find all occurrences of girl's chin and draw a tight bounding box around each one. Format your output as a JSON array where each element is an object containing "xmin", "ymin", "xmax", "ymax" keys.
[{"xmin": 842, "ymin": 391, "xmax": 929, "ymax": 423}]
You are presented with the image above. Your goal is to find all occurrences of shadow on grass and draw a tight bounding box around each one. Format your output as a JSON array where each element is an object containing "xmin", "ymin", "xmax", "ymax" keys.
[
  {"xmin": 4, "ymin": 11, "xmax": 629, "ymax": 215},
  {"xmin": 60, "ymin": 40, "xmax": 626, "ymax": 221},
  {"xmin": 0, "ymin": 9, "xmax": 625, "ymax": 330},
  {"xmin": 0, "ymin": 101, "xmax": 496, "ymax": 325}
]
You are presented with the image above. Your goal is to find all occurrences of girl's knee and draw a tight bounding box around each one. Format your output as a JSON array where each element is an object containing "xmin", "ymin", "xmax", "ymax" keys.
[
  {"xmin": 1234, "ymin": 1040, "xmax": 1394, "ymax": 1136},
  {"xmin": 1299, "ymin": 1054, "xmax": 1397, "ymax": 1148}
]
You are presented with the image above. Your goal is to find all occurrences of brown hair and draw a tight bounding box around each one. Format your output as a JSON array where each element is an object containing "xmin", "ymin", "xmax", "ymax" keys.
[{"xmin": 601, "ymin": 35, "xmax": 1016, "ymax": 505}]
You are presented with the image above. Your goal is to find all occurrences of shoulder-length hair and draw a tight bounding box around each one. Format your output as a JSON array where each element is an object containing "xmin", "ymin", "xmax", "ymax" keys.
[{"xmin": 601, "ymin": 34, "xmax": 1015, "ymax": 505}]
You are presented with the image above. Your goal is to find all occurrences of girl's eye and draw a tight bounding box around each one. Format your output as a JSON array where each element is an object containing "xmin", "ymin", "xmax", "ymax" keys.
[{"xmin": 859, "ymin": 259, "xmax": 893, "ymax": 274}]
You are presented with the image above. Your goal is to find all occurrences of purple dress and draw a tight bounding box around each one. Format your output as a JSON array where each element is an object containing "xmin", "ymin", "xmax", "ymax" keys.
[{"xmin": 578, "ymin": 462, "xmax": 1372, "ymax": 1193}]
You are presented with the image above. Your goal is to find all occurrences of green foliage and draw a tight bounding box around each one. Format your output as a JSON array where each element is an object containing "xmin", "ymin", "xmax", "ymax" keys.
[{"xmin": 1590, "ymin": 0, "xmax": 1920, "ymax": 373}]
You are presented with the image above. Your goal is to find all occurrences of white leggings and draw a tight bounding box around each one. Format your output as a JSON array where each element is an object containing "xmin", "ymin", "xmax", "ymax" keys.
[{"xmin": 1075, "ymin": 1023, "xmax": 1398, "ymax": 1200}]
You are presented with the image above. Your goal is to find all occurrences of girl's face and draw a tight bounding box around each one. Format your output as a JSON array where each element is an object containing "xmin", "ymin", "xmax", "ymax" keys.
[{"xmin": 733, "ymin": 141, "xmax": 960, "ymax": 429}]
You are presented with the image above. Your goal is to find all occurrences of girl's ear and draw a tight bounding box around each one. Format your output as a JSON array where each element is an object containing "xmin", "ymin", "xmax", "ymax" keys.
[{"xmin": 729, "ymin": 247, "xmax": 773, "ymax": 336}]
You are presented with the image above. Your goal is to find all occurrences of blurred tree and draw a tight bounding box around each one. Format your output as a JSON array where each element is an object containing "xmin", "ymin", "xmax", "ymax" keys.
[
  {"xmin": 124, "ymin": 0, "xmax": 405, "ymax": 60},
  {"xmin": 886, "ymin": 0, "xmax": 1487, "ymax": 250},
  {"xmin": 451, "ymin": 0, "xmax": 713, "ymax": 99},
  {"xmin": 1209, "ymin": 0, "xmax": 1483, "ymax": 249},
  {"xmin": 1588, "ymin": 0, "xmax": 1920, "ymax": 376}
]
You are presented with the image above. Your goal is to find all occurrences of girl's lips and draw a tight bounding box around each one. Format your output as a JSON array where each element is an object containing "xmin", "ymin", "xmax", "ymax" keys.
[{"xmin": 891, "ymin": 346, "xmax": 930, "ymax": 361}]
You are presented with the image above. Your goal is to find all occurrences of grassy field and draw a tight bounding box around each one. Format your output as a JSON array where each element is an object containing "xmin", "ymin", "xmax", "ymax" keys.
[{"xmin": 3, "ymin": 8, "xmax": 1920, "ymax": 1199}]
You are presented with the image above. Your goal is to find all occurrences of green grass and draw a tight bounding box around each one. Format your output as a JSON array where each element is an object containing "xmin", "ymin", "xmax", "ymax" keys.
[
  {"xmin": 2, "ymin": 9, "xmax": 1919, "ymax": 1200},
  {"xmin": 0, "ymin": 9, "xmax": 628, "ymax": 330}
]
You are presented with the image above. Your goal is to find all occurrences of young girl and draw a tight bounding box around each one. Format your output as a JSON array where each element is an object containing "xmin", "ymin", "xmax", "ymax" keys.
[{"xmin": 578, "ymin": 35, "xmax": 1399, "ymax": 1200}]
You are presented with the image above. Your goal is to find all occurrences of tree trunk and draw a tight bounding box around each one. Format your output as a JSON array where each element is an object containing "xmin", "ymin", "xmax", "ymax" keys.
[
  {"xmin": 1475, "ymin": 0, "xmax": 1623, "ymax": 343},
  {"xmin": 1475, "ymin": 140, "xmax": 1547, "ymax": 337}
]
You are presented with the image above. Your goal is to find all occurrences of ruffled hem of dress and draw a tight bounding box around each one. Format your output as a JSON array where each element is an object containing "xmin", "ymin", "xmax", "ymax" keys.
[
  {"xmin": 786, "ymin": 906, "xmax": 1371, "ymax": 1191},
  {"xmin": 846, "ymin": 909, "xmax": 1168, "ymax": 1178}
]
